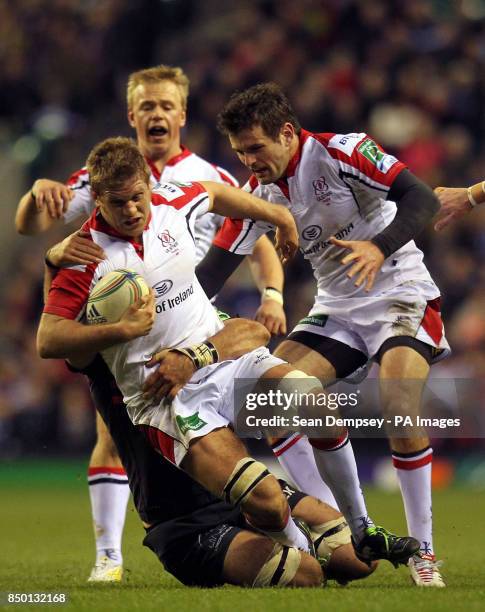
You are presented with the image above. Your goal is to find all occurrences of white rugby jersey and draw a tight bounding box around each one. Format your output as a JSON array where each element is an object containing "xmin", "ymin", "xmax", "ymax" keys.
[
  {"xmin": 44, "ymin": 181, "xmax": 224, "ymax": 423},
  {"xmin": 64, "ymin": 146, "xmax": 238, "ymax": 262},
  {"xmin": 214, "ymin": 130, "xmax": 439, "ymax": 303}
]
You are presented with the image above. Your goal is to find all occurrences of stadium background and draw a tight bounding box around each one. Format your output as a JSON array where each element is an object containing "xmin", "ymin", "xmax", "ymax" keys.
[{"xmin": 0, "ymin": 2, "xmax": 484, "ymax": 601}]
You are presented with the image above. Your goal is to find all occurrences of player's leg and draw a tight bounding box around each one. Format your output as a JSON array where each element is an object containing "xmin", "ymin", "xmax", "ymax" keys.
[
  {"xmin": 378, "ymin": 340, "xmax": 445, "ymax": 587},
  {"xmin": 272, "ymin": 338, "xmax": 375, "ymax": 544},
  {"xmin": 180, "ymin": 426, "xmax": 313, "ymax": 553},
  {"xmin": 223, "ymin": 530, "xmax": 323, "ymax": 587},
  {"xmin": 269, "ymin": 339, "xmax": 419, "ymax": 567},
  {"xmin": 288, "ymin": 490, "xmax": 377, "ymax": 584},
  {"xmin": 145, "ymin": 519, "xmax": 323, "ymax": 588},
  {"xmin": 87, "ymin": 412, "xmax": 130, "ymax": 583}
]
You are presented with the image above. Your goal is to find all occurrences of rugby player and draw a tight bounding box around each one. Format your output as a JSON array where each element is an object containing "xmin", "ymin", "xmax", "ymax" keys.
[
  {"xmin": 16, "ymin": 65, "xmax": 286, "ymax": 582},
  {"xmin": 74, "ymin": 345, "xmax": 376, "ymax": 587},
  {"xmin": 37, "ymin": 137, "xmax": 418, "ymax": 573},
  {"xmin": 197, "ymin": 83, "xmax": 448, "ymax": 587}
]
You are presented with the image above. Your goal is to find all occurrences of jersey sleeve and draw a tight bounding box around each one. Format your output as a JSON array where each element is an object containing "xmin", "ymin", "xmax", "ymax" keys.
[
  {"xmin": 212, "ymin": 165, "xmax": 239, "ymax": 187},
  {"xmin": 43, "ymin": 264, "xmax": 96, "ymax": 320},
  {"xmin": 213, "ymin": 218, "xmax": 270, "ymax": 255},
  {"xmin": 63, "ymin": 167, "xmax": 96, "ymax": 225},
  {"xmin": 322, "ymin": 132, "xmax": 406, "ymax": 193},
  {"xmin": 212, "ymin": 177, "xmax": 272, "ymax": 254}
]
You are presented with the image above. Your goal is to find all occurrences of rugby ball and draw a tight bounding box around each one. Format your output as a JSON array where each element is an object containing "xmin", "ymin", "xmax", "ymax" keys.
[{"xmin": 86, "ymin": 269, "xmax": 150, "ymax": 325}]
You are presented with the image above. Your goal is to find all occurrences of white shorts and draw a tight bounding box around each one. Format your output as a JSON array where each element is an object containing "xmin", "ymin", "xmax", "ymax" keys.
[
  {"xmin": 133, "ymin": 346, "xmax": 285, "ymax": 466},
  {"xmin": 292, "ymin": 280, "xmax": 450, "ymax": 362}
]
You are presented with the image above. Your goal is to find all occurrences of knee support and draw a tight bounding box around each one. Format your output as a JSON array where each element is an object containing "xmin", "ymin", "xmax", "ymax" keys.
[
  {"xmin": 279, "ymin": 370, "xmax": 323, "ymax": 394},
  {"xmin": 223, "ymin": 458, "xmax": 271, "ymax": 506},
  {"xmin": 311, "ymin": 517, "xmax": 351, "ymax": 563},
  {"xmin": 253, "ymin": 543, "xmax": 301, "ymax": 587}
]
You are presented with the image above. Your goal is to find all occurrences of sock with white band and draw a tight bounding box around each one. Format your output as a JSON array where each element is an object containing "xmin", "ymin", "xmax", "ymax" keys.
[
  {"xmin": 393, "ymin": 447, "xmax": 434, "ymax": 555},
  {"xmin": 310, "ymin": 435, "xmax": 374, "ymax": 543},
  {"xmin": 272, "ymin": 434, "xmax": 338, "ymax": 508},
  {"xmin": 88, "ymin": 467, "xmax": 130, "ymax": 564}
]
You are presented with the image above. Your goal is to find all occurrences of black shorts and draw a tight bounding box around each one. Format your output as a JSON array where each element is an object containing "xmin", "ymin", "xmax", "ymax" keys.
[{"xmin": 144, "ymin": 480, "xmax": 307, "ymax": 588}]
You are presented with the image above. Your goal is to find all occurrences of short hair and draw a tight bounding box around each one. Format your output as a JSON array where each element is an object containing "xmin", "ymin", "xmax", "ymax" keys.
[
  {"xmin": 87, "ymin": 137, "xmax": 150, "ymax": 195},
  {"xmin": 217, "ymin": 82, "xmax": 301, "ymax": 139},
  {"xmin": 126, "ymin": 64, "xmax": 190, "ymax": 110}
]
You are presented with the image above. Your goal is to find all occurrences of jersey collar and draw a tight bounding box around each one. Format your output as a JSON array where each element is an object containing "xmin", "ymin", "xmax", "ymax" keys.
[
  {"xmin": 145, "ymin": 145, "xmax": 192, "ymax": 181},
  {"xmin": 283, "ymin": 129, "xmax": 311, "ymax": 179},
  {"xmin": 89, "ymin": 208, "xmax": 152, "ymax": 257}
]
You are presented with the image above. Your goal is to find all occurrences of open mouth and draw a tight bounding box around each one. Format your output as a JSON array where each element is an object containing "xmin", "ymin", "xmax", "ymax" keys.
[
  {"xmin": 148, "ymin": 126, "xmax": 168, "ymax": 137},
  {"xmin": 125, "ymin": 217, "xmax": 142, "ymax": 227}
]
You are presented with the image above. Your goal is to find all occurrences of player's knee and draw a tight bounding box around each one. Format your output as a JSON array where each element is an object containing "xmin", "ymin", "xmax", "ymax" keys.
[
  {"xmin": 223, "ymin": 457, "xmax": 287, "ymax": 528},
  {"xmin": 252, "ymin": 543, "xmax": 322, "ymax": 587},
  {"xmin": 291, "ymin": 553, "xmax": 324, "ymax": 587}
]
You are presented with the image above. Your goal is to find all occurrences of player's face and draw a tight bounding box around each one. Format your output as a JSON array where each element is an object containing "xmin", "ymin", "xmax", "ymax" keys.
[
  {"xmin": 96, "ymin": 174, "xmax": 151, "ymax": 240},
  {"xmin": 128, "ymin": 80, "xmax": 187, "ymax": 161},
  {"xmin": 229, "ymin": 123, "xmax": 295, "ymax": 184}
]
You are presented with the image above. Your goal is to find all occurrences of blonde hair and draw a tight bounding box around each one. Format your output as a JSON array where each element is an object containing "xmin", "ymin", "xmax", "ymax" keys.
[
  {"xmin": 126, "ymin": 65, "xmax": 190, "ymax": 110},
  {"xmin": 87, "ymin": 137, "xmax": 150, "ymax": 195}
]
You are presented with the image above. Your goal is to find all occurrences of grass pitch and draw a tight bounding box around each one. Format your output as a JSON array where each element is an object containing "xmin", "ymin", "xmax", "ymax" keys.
[{"xmin": 0, "ymin": 460, "xmax": 484, "ymax": 612}]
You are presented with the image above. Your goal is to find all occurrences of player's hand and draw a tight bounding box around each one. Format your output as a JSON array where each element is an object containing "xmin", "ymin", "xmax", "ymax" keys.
[
  {"xmin": 142, "ymin": 350, "xmax": 196, "ymax": 402},
  {"xmin": 47, "ymin": 231, "xmax": 106, "ymax": 267},
  {"xmin": 433, "ymin": 186, "xmax": 471, "ymax": 231},
  {"xmin": 254, "ymin": 299, "xmax": 287, "ymax": 335},
  {"xmin": 119, "ymin": 291, "xmax": 155, "ymax": 340},
  {"xmin": 32, "ymin": 179, "xmax": 74, "ymax": 219},
  {"xmin": 331, "ymin": 237, "xmax": 384, "ymax": 292},
  {"xmin": 274, "ymin": 211, "xmax": 299, "ymax": 265}
]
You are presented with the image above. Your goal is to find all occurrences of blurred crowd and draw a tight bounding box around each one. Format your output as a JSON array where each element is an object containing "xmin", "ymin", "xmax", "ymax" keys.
[{"xmin": 1, "ymin": 0, "xmax": 484, "ymax": 457}]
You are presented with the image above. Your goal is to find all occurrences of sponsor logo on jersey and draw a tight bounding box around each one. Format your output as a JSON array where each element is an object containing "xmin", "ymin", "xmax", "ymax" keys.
[
  {"xmin": 156, "ymin": 181, "xmax": 187, "ymax": 201},
  {"xmin": 157, "ymin": 229, "xmax": 179, "ymax": 254},
  {"xmin": 357, "ymin": 138, "xmax": 398, "ymax": 173},
  {"xmin": 302, "ymin": 225, "xmax": 323, "ymax": 241},
  {"xmin": 152, "ymin": 279, "xmax": 173, "ymax": 297},
  {"xmin": 328, "ymin": 132, "xmax": 365, "ymax": 156},
  {"xmin": 312, "ymin": 176, "xmax": 332, "ymax": 204},
  {"xmin": 176, "ymin": 412, "xmax": 207, "ymax": 435},
  {"xmin": 155, "ymin": 284, "xmax": 194, "ymax": 313},
  {"xmin": 298, "ymin": 314, "xmax": 328, "ymax": 328},
  {"xmin": 301, "ymin": 222, "xmax": 354, "ymax": 256}
]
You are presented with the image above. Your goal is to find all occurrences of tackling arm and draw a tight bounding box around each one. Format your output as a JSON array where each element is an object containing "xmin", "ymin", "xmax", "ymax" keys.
[
  {"xmin": 142, "ymin": 317, "xmax": 271, "ymax": 401},
  {"xmin": 15, "ymin": 179, "xmax": 73, "ymax": 235}
]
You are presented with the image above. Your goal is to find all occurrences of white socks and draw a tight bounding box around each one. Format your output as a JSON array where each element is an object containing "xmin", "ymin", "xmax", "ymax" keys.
[
  {"xmin": 311, "ymin": 436, "xmax": 373, "ymax": 542},
  {"xmin": 261, "ymin": 507, "xmax": 310, "ymax": 553},
  {"xmin": 393, "ymin": 447, "xmax": 434, "ymax": 555},
  {"xmin": 88, "ymin": 467, "xmax": 130, "ymax": 564},
  {"xmin": 272, "ymin": 434, "xmax": 338, "ymax": 508}
]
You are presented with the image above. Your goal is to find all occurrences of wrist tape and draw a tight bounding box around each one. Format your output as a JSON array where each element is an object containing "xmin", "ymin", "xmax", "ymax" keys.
[{"xmin": 171, "ymin": 341, "xmax": 219, "ymax": 370}]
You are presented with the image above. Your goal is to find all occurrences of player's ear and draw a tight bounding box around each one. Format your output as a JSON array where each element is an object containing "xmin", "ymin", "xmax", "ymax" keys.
[
  {"xmin": 281, "ymin": 123, "xmax": 295, "ymax": 146},
  {"xmin": 180, "ymin": 108, "xmax": 187, "ymax": 128},
  {"xmin": 127, "ymin": 109, "xmax": 136, "ymax": 128}
]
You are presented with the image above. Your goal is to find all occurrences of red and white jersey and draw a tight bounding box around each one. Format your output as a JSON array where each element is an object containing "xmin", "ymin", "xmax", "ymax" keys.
[
  {"xmin": 44, "ymin": 181, "xmax": 224, "ymax": 423},
  {"xmin": 214, "ymin": 130, "xmax": 439, "ymax": 304},
  {"xmin": 64, "ymin": 146, "xmax": 238, "ymax": 262}
]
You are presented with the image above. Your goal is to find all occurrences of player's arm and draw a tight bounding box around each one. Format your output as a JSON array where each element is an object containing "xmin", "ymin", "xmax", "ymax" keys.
[
  {"xmin": 15, "ymin": 179, "xmax": 73, "ymax": 235},
  {"xmin": 199, "ymin": 181, "xmax": 298, "ymax": 264},
  {"xmin": 37, "ymin": 293, "xmax": 155, "ymax": 360},
  {"xmin": 434, "ymin": 180, "xmax": 485, "ymax": 230},
  {"xmin": 142, "ymin": 317, "xmax": 271, "ymax": 402},
  {"xmin": 247, "ymin": 235, "xmax": 286, "ymax": 335},
  {"xmin": 331, "ymin": 169, "xmax": 439, "ymax": 291},
  {"xmin": 16, "ymin": 176, "xmax": 105, "ymax": 266}
]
